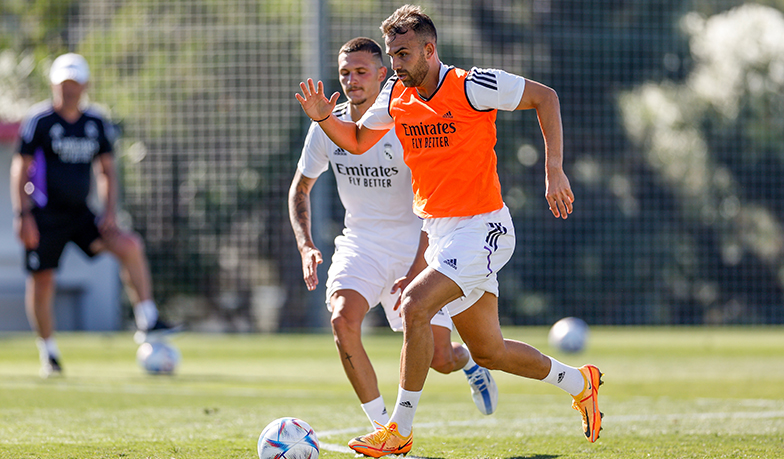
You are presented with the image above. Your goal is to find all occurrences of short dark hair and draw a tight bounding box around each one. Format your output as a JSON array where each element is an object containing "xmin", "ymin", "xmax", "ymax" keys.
[
  {"xmin": 339, "ymin": 37, "xmax": 385, "ymax": 66},
  {"xmin": 380, "ymin": 4, "xmax": 437, "ymax": 44}
]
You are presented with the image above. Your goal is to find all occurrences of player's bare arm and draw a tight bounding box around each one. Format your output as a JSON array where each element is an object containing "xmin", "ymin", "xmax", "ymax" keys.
[
  {"xmin": 287, "ymin": 169, "xmax": 323, "ymax": 291},
  {"xmin": 10, "ymin": 154, "xmax": 39, "ymax": 249},
  {"xmin": 94, "ymin": 153, "xmax": 120, "ymax": 235},
  {"xmin": 295, "ymin": 78, "xmax": 387, "ymax": 154},
  {"xmin": 516, "ymin": 79, "xmax": 574, "ymax": 219}
]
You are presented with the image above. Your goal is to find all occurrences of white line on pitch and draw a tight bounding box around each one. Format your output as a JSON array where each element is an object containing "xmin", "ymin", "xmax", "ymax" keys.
[
  {"xmin": 316, "ymin": 409, "xmax": 784, "ymax": 438},
  {"xmin": 317, "ymin": 410, "xmax": 784, "ymax": 457}
]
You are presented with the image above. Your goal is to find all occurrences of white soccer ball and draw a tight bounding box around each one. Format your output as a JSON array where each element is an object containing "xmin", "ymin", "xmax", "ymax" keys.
[
  {"xmin": 548, "ymin": 317, "xmax": 589, "ymax": 353},
  {"xmin": 258, "ymin": 417, "xmax": 319, "ymax": 459},
  {"xmin": 136, "ymin": 341, "xmax": 181, "ymax": 374}
]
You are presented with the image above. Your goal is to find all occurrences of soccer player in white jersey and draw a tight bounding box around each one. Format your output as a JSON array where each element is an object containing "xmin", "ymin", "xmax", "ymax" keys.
[
  {"xmin": 288, "ymin": 37, "xmax": 498, "ymax": 431},
  {"xmin": 296, "ymin": 6, "xmax": 603, "ymax": 457},
  {"xmin": 10, "ymin": 53, "xmax": 178, "ymax": 378}
]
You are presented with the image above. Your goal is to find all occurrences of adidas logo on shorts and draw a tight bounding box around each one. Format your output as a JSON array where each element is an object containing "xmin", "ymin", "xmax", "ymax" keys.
[{"xmin": 444, "ymin": 258, "xmax": 458, "ymax": 269}]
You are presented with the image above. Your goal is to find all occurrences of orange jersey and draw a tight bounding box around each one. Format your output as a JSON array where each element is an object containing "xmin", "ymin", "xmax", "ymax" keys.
[{"xmin": 389, "ymin": 67, "xmax": 504, "ymax": 218}]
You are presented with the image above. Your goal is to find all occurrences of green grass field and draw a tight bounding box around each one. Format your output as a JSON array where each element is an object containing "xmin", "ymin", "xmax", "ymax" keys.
[{"xmin": 1, "ymin": 327, "xmax": 783, "ymax": 458}]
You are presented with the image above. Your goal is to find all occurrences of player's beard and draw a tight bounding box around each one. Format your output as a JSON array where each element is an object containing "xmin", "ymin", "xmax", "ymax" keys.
[
  {"xmin": 349, "ymin": 97, "xmax": 368, "ymax": 106},
  {"xmin": 398, "ymin": 53, "xmax": 429, "ymax": 87}
]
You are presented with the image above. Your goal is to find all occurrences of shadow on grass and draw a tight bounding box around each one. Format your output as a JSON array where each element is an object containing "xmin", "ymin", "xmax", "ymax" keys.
[{"xmin": 412, "ymin": 455, "xmax": 558, "ymax": 459}]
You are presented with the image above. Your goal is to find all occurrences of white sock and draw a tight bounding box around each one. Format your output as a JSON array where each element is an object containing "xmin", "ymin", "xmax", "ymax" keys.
[
  {"xmin": 361, "ymin": 396, "xmax": 389, "ymax": 428},
  {"xmin": 389, "ymin": 386, "xmax": 421, "ymax": 437},
  {"xmin": 36, "ymin": 337, "xmax": 60, "ymax": 359},
  {"xmin": 461, "ymin": 344, "xmax": 477, "ymax": 371},
  {"xmin": 542, "ymin": 356, "xmax": 586, "ymax": 396},
  {"xmin": 133, "ymin": 300, "xmax": 158, "ymax": 330}
]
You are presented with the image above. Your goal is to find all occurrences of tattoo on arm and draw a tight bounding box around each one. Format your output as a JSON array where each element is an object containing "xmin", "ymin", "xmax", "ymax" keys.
[
  {"xmin": 293, "ymin": 185, "xmax": 310, "ymax": 231},
  {"xmin": 289, "ymin": 179, "xmax": 313, "ymax": 247},
  {"xmin": 344, "ymin": 352, "xmax": 354, "ymax": 369}
]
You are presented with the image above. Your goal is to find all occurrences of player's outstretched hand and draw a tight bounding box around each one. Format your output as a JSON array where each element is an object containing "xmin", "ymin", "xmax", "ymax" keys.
[
  {"xmin": 545, "ymin": 168, "xmax": 575, "ymax": 219},
  {"xmin": 295, "ymin": 79, "xmax": 340, "ymax": 122}
]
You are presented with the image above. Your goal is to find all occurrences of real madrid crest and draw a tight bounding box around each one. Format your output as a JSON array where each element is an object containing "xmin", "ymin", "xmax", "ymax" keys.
[
  {"xmin": 383, "ymin": 143, "xmax": 394, "ymax": 161},
  {"xmin": 49, "ymin": 124, "xmax": 64, "ymax": 139}
]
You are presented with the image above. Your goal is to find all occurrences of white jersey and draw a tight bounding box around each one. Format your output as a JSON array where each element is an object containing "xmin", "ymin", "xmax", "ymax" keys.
[
  {"xmin": 360, "ymin": 63, "xmax": 526, "ymax": 130},
  {"xmin": 297, "ymin": 102, "xmax": 422, "ymax": 257}
]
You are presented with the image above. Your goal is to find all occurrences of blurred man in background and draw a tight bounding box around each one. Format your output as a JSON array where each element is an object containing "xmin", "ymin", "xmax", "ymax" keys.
[
  {"xmin": 288, "ymin": 37, "xmax": 498, "ymax": 430},
  {"xmin": 10, "ymin": 53, "xmax": 177, "ymax": 378}
]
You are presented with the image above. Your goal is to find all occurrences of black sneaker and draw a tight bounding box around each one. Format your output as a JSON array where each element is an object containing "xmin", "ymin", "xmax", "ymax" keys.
[
  {"xmin": 40, "ymin": 355, "xmax": 63, "ymax": 379},
  {"xmin": 134, "ymin": 319, "xmax": 183, "ymax": 344}
]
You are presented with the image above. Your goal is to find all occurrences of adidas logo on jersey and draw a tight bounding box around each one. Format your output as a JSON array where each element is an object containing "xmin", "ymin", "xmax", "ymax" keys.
[
  {"xmin": 442, "ymin": 111, "xmax": 454, "ymax": 119},
  {"xmin": 444, "ymin": 258, "xmax": 458, "ymax": 269},
  {"xmin": 333, "ymin": 147, "xmax": 347, "ymax": 156}
]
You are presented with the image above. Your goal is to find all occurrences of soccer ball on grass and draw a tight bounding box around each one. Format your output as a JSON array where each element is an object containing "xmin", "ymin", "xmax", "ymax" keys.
[
  {"xmin": 258, "ymin": 417, "xmax": 319, "ymax": 459},
  {"xmin": 548, "ymin": 317, "xmax": 589, "ymax": 353},
  {"xmin": 136, "ymin": 341, "xmax": 181, "ymax": 374}
]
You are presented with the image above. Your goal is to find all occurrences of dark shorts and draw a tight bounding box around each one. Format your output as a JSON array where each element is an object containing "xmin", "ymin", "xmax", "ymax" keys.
[{"xmin": 25, "ymin": 207, "xmax": 102, "ymax": 272}]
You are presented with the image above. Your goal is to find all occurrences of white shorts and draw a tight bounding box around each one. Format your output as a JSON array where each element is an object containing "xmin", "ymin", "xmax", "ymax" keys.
[
  {"xmin": 423, "ymin": 205, "xmax": 515, "ymax": 317},
  {"xmin": 326, "ymin": 236, "xmax": 453, "ymax": 332}
]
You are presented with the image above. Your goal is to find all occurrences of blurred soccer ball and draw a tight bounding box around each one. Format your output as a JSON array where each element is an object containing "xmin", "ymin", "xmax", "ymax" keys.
[
  {"xmin": 548, "ymin": 317, "xmax": 589, "ymax": 353},
  {"xmin": 258, "ymin": 417, "xmax": 319, "ymax": 459},
  {"xmin": 136, "ymin": 341, "xmax": 181, "ymax": 374}
]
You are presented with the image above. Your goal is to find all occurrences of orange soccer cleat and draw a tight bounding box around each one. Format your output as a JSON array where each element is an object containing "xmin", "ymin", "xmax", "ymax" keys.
[
  {"xmin": 348, "ymin": 421, "xmax": 413, "ymax": 457},
  {"xmin": 571, "ymin": 364, "xmax": 604, "ymax": 442}
]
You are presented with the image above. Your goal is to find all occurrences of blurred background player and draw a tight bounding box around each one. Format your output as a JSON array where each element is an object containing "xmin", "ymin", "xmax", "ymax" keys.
[
  {"xmin": 296, "ymin": 6, "xmax": 602, "ymax": 456},
  {"xmin": 288, "ymin": 37, "xmax": 498, "ymax": 429},
  {"xmin": 10, "ymin": 53, "xmax": 178, "ymax": 378}
]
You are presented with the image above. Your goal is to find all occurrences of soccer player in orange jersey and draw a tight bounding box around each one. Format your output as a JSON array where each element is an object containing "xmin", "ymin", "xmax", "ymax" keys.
[
  {"xmin": 296, "ymin": 6, "xmax": 603, "ymax": 456},
  {"xmin": 289, "ymin": 37, "xmax": 498, "ymax": 432}
]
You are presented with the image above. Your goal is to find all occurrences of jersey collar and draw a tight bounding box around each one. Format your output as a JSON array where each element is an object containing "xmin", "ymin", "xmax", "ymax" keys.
[{"xmin": 416, "ymin": 62, "xmax": 453, "ymax": 102}]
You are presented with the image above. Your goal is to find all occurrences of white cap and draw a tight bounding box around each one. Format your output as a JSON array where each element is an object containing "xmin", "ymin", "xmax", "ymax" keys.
[{"xmin": 49, "ymin": 53, "xmax": 90, "ymax": 85}]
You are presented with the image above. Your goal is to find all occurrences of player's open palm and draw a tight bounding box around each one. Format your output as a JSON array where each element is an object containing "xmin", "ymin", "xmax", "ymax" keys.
[{"xmin": 295, "ymin": 79, "xmax": 340, "ymax": 122}]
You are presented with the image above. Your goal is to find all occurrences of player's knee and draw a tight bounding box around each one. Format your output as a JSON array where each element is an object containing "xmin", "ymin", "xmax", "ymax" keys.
[
  {"xmin": 400, "ymin": 297, "xmax": 430, "ymax": 328},
  {"xmin": 113, "ymin": 231, "xmax": 145, "ymax": 260},
  {"xmin": 31, "ymin": 269, "xmax": 56, "ymax": 285},
  {"xmin": 329, "ymin": 312, "xmax": 347, "ymax": 336},
  {"xmin": 330, "ymin": 310, "xmax": 360, "ymax": 340}
]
